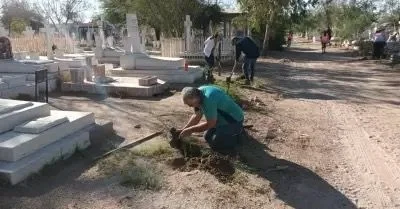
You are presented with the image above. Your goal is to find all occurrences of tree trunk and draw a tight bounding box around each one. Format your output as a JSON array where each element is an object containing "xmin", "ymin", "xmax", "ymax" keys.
[
  {"xmin": 155, "ymin": 28, "xmax": 161, "ymax": 41},
  {"xmin": 262, "ymin": 23, "xmax": 269, "ymax": 56}
]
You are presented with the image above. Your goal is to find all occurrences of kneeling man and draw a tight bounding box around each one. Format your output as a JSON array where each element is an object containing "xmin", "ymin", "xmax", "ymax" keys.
[{"xmin": 178, "ymin": 86, "xmax": 244, "ymax": 151}]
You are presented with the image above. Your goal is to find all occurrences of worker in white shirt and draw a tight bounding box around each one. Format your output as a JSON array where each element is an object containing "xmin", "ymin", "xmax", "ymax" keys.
[{"xmin": 203, "ymin": 33, "xmax": 220, "ymax": 82}]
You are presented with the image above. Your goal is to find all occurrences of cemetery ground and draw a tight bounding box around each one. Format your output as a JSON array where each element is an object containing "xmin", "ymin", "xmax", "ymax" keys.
[{"xmin": 1, "ymin": 42, "xmax": 400, "ymax": 209}]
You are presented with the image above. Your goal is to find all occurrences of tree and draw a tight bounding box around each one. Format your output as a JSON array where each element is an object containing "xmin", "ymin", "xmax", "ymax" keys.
[
  {"xmin": 237, "ymin": 0, "xmax": 317, "ymax": 52},
  {"xmin": 34, "ymin": 0, "xmax": 92, "ymax": 29},
  {"xmin": 101, "ymin": 0, "xmax": 222, "ymax": 38},
  {"xmin": 10, "ymin": 18, "xmax": 27, "ymax": 35},
  {"xmin": 0, "ymin": 0, "xmax": 44, "ymax": 35}
]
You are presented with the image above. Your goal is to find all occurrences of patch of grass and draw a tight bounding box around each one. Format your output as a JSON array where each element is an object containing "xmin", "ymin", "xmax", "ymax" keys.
[
  {"xmin": 230, "ymin": 170, "xmax": 249, "ymax": 186},
  {"xmin": 120, "ymin": 160, "xmax": 162, "ymax": 190},
  {"xmin": 97, "ymin": 151, "xmax": 163, "ymax": 190},
  {"xmin": 131, "ymin": 138, "xmax": 174, "ymax": 157}
]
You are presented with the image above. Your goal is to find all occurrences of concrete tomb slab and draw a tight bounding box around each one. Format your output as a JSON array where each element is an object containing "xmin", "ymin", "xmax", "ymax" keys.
[
  {"xmin": 14, "ymin": 115, "xmax": 69, "ymax": 134},
  {"xmin": 0, "ymin": 129, "xmax": 90, "ymax": 185},
  {"xmin": 138, "ymin": 76, "xmax": 158, "ymax": 86},
  {"xmin": 0, "ymin": 100, "xmax": 33, "ymax": 115},
  {"xmin": 0, "ymin": 102, "xmax": 50, "ymax": 134},
  {"xmin": 0, "ymin": 110, "xmax": 94, "ymax": 162},
  {"xmin": 0, "ymin": 75, "xmax": 27, "ymax": 88}
]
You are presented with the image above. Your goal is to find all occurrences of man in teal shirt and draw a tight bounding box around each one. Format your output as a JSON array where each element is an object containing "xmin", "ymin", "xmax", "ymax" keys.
[{"xmin": 178, "ymin": 85, "xmax": 244, "ymax": 152}]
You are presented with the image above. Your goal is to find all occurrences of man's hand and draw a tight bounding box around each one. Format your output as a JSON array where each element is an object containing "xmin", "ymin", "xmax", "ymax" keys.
[{"xmin": 179, "ymin": 128, "xmax": 192, "ymax": 139}]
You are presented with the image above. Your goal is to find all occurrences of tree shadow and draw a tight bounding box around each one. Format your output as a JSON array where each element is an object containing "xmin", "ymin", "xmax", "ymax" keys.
[
  {"xmin": 237, "ymin": 133, "xmax": 357, "ymax": 209},
  {"xmin": 253, "ymin": 58, "xmax": 400, "ymax": 105}
]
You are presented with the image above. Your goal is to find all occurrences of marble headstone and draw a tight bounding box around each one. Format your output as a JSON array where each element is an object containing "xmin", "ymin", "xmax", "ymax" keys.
[
  {"xmin": 126, "ymin": 14, "xmax": 142, "ymax": 53},
  {"xmin": 184, "ymin": 15, "xmax": 192, "ymax": 52}
]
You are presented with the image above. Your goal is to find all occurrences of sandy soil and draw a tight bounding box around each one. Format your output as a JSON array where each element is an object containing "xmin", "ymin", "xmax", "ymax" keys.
[{"xmin": 0, "ymin": 41, "xmax": 399, "ymax": 209}]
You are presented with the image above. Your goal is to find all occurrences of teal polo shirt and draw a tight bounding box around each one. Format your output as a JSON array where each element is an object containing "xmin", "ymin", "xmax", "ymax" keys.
[{"xmin": 198, "ymin": 85, "xmax": 244, "ymax": 126}]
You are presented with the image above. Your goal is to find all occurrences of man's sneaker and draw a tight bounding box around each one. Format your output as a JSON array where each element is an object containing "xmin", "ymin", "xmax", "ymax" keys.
[{"xmin": 244, "ymin": 80, "xmax": 251, "ymax": 85}]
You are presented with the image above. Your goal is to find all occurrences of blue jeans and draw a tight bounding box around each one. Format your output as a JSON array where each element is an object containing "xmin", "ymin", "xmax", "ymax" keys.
[
  {"xmin": 204, "ymin": 121, "xmax": 243, "ymax": 152},
  {"xmin": 242, "ymin": 57, "xmax": 257, "ymax": 81}
]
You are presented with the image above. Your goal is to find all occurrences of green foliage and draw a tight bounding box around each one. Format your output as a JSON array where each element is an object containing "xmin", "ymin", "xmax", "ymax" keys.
[
  {"xmin": 237, "ymin": 0, "xmax": 316, "ymax": 51},
  {"xmin": 10, "ymin": 18, "xmax": 26, "ymax": 35},
  {"xmin": 0, "ymin": 0, "xmax": 44, "ymax": 32},
  {"xmin": 101, "ymin": 0, "xmax": 223, "ymax": 38},
  {"xmin": 293, "ymin": 0, "xmax": 378, "ymax": 40},
  {"xmin": 98, "ymin": 151, "xmax": 162, "ymax": 190}
]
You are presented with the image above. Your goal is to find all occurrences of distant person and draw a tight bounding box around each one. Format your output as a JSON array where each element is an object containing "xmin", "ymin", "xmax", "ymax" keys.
[
  {"xmin": 373, "ymin": 28, "xmax": 386, "ymax": 59},
  {"xmin": 287, "ymin": 31, "xmax": 293, "ymax": 48},
  {"xmin": 320, "ymin": 31, "xmax": 329, "ymax": 54},
  {"xmin": 231, "ymin": 36, "xmax": 260, "ymax": 85},
  {"xmin": 203, "ymin": 33, "xmax": 220, "ymax": 81}
]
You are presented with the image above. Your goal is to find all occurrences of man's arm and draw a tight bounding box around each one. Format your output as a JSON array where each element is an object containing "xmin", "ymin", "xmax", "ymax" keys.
[
  {"xmin": 181, "ymin": 111, "xmax": 202, "ymax": 130},
  {"xmin": 185, "ymin": 119, "xmax": 217, "ymax": 133}
]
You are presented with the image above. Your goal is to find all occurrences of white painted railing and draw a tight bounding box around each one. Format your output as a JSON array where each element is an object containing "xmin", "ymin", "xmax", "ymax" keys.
[{"xmin": 160, "ymin": 37, "xmax": 234, "ymax": 59}]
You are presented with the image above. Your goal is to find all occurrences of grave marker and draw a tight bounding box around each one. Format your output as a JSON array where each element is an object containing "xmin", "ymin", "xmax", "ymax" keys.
[{"xmin": 184, "ymin": 15, "xmax": 192, "ymax": 52}]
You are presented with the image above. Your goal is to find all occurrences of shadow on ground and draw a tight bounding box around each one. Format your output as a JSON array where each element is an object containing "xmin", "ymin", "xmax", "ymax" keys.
[
  {"xmin": 238, "ymin": 132, "xmax": 357, "ymax": 209},
  {"xmin": 251, "ymin": 50, "xmax": 400, "ymax": 105}
]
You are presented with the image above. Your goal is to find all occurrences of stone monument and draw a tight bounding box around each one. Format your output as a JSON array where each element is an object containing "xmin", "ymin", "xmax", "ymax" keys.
[
  {"xmin": 119, "ymin": 13, "xmax": 184, "ymax": 70},
  {"xmin": 0, "ymin": 24, "xmax": 7, "ymax": 37},
  {"xmin": 184, "ymin": 15, "xmax": 192, "ymax": 52},
  {"xmin": 22, "ymin": 26, "xmax": 35, "ymax": 38}
]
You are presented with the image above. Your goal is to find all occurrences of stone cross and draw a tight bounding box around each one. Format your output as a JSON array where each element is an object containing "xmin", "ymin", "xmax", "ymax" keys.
[
  {"xmin": 23, "ymin": 26, "xmax": 35, "ymax": 38},
  {"xmin": 126, "ymin": 13, "xmax": 142, "ymax": 53},
  {"xmin": 184, "ymin": 15, "xmax": 192, "ymax": 52}
]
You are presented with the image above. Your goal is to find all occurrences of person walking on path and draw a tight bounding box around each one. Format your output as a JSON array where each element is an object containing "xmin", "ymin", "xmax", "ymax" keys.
[
  {"xmin": 321, "ymin": 31, "xmax": 329, "ymax": 54},
  {"xmin": 178, "ymin": 86, "xmax": 244, "ymax": 153},
  {"xmin": 231, "ymin": 36, "xmax": 260, "ymax": 85}
]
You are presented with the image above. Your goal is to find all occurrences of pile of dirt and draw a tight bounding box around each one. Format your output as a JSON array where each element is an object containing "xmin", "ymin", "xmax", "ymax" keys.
[{"xmin": 168, "ymin": 128, "xmax": 236, "ymax": 183}]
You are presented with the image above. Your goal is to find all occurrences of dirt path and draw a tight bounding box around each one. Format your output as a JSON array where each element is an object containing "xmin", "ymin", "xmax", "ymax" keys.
[{"xmin": 252, "ymin": 43, "xmax": 400, "ymax": 209}]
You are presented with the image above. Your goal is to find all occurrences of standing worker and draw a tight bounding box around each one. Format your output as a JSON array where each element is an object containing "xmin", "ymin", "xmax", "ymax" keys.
[
  {"xmin": 373, "ymin": 28, "xmax": 387, "ymax": 59},
  {"xmin": 231, "ymin": 36, "xmax": 260, "ymax": 85},
  {"xmin": 203, "ymin": 33, "xmax": 220, "ymax": 82},
  {"xmin": 177, "ymin": 86, "xmax": 244, "ymax": 153}
]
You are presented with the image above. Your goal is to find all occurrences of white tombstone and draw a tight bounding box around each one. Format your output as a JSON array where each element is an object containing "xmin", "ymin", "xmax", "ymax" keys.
[
  {"xmin": 0, "ymin": 24, "xmax": 8, "ymax": 37},
  {"xmin": 71, "ymin": 32, "xmax": 76, "ymax": 41},
  {"xmin": 106, "ymin": 36, "xmax": 114, "ymax": 48},
  {"xmin": 140, "ymin": 27, "xmax": 147, "ymax": 52},
  {"xmin": 97, "ymin": 19, "xmax": 106, "ymax": 49},
  {"xmin": 94, "ymin": 35, "xmax": 103, "ymax": 58},
  {"xmin": 123, "ymin": 36, "xmax": 131, "ymax": 53},
  {"xmin": 184, "ymin": 15, "xmax": 192, "ymax": 52},
  {"xmin": 23, "ymin": 26, "xmax": 35, "ymax": 38},
  {"xmin": 86, "ymin": 29, "xmax": 92, "ymax": 46},
  {"xmin": 44, "ymin": 22, "xmax": 54, "ymax": 59},
  {"xmin": 126, "ymin": 14, "xmax": 142, "ymax": 53}
]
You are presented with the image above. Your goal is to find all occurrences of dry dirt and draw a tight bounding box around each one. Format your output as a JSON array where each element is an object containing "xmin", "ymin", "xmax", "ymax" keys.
[{"xmin": 1, "ymin": 42, "xmax": 400, "ymax": 209}]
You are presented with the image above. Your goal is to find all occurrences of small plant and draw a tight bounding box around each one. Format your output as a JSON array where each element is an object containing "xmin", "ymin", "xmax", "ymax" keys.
[
  {"xmin": 213, "ymin": 79, "xmax": 242, "ymax": 104},
  {"xmin": 120, "ymin": 160, "xmax": 162, "ymax": 190},
  {"xmin": 97, "ymin": 151, "xmax": 163, "ymax": 190}
]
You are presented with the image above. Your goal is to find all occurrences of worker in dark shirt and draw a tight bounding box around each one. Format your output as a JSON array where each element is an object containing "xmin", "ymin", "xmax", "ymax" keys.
[{"xmin": 231, "ymin": 36, "xmax": 260, "ymax": 85}]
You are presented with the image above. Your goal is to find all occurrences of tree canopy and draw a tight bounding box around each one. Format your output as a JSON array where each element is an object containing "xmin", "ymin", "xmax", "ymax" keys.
[
  {"xmin": 101, "ymin": 0, "xmax": 223, "ymax": 38},
  {"xmin": 0, "ymin": 0, "xmax": 44, "ymax": 35}
]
